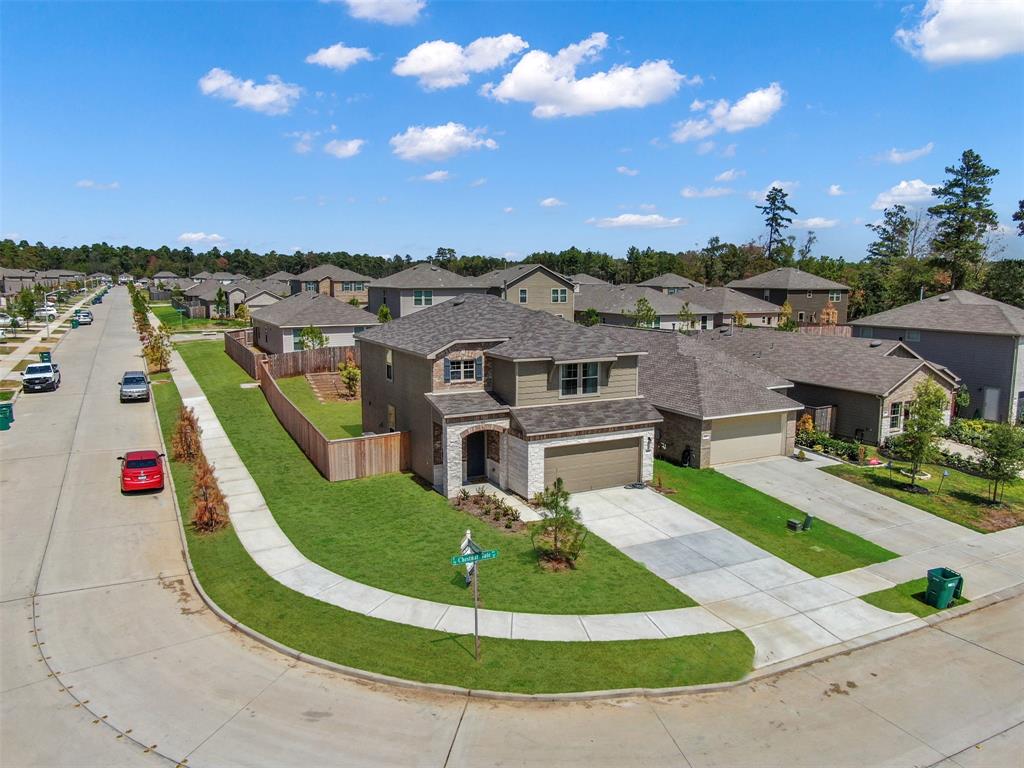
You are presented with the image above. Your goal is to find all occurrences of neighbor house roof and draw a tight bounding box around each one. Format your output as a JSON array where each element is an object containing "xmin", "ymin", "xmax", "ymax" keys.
[
  {"xmin": 294, "ymin": 264, "xmax": 371, "ymax": 282},
  {"xmin": 250, "ymin": 291, "xmax": 378, "ymax": 328},
  {"xmin": 467, "ymin": 263, "xmax": 574, "ymax": 289},
  {"xmin": 577, "ymin": 284, "xmax": 713, "ymax": 316},
  {"xmin": 192, "ymin": 271, "xmax": 213, "ymax": 279},
  {"xmin": 356, "ymin": 293, "xmax": 644, "ymax": 360},
  {"xmin": 425, "ymin": 390, "xmax": 509, "ymax": 418},
  {"xmin": 510, "ymin": 398, "xmax": 662, "ymax": 437},
  {"xmin": 570, "ymin": 273, "xmax": 608, "ymax": 285},
  {"xmin": 637, "ymin": 273, "xmax": 702, "ymax": 289},
  {"xmin": 850, "ymin": 290, "xmax": 1024, "ymax": 337},
  {"xmin": 368, "ymin": 263, "xmax": 481, "ymax": 290},
  {"xmin": 598, "ymin": 326, "xmax": 801, "ymax": 420},
  {"xmin": 696, "ymin": 327, "xmax": 958, "ymax": 397},
  {"xmin": 674, "ymin": 286, "xmax": 782, "ymax": 315},
  {"xmin": 153, "ymin": 271, "xmax": 178, "ymax": 279},
  {"xmin": 0, "ymin": 267, "xmax": 35, "ymax": 278},
  {"xmin": 728, "ymin": 267, "xmax": 848, "ymax": 291},
  {"xmin": 184, "ymin": 278, "xmax": 285, "ymax": 301},
  {"xmin": 264, "ymin": 270, "xmax": 297, "ymax": 281}
]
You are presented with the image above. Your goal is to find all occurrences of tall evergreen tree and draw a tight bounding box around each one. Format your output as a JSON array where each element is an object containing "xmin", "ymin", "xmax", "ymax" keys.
[
  {"xmin": 698, "ymin": 236, "xmax": 725, "ymax": 285},
  {"xmin": 927, "ymin": 149, "xmax": 999, "ymax": 290},
  {"xmin": 756, "ymin": 186, "xmax": 797, "ymax": 265},
  {"xmin": 1013, "ymin": 199, "xmax": 1024, "ymax": 237}
]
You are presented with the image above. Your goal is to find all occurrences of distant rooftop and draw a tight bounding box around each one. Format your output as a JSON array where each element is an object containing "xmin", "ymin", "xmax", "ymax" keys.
[
  {"xmin": 850, "ymin": 290, "xmax": 1024, "ymax": 337},
  {"xmin": 251, "ymin": 291, "xmax": 378, "ymax": 328},
  {"xmin": 369, "ymin": 263, "xmax": 481, "ymax": 290},
  {"xmin": 728, "ymin": 267, "xmax": 848, "ymax": 291}
]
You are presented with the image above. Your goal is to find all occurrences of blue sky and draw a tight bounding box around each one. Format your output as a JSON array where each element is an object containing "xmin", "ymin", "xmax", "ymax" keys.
[{"xmin": 2, "ymin": 0, "xmax": 1022, "ymax": 261}]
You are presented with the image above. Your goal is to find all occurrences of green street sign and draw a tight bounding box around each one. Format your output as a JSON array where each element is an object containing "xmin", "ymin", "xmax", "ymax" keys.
[
  {"xmin": 39, "ymin": 351, "xmax": 51, "ymax": 363},
  {"xmin": 451, "ymin": 549, "xmax": 498, "ymax": 566}
]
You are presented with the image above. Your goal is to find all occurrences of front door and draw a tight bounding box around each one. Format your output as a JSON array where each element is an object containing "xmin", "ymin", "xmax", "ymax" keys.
[{"xmin": 466, "ymin": 431, "xmax": 486, "ymax": 479}]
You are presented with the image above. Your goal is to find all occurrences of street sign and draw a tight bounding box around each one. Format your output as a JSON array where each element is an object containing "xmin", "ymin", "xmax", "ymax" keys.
[
  {"xmin": 39, "ymin": 351, "xmax": 51, "ymax": 363},
  {"xmin": 451, "ymin": 549, "xmax": 498, "ymax": 566}
]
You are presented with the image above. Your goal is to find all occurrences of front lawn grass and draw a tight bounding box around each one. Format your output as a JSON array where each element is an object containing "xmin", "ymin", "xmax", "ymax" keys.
[
  {"xmin": 177, "ymin": 342, "xmax": 691, "ymax": 614},
  {"xmin": 276, "ymin": 375, "xmax": 362, "ymax": 439},
  {"xmin": 822, "ymin": 454, "xmax": 1023, "ymax": 533},
  {"xmin": 655, "ymin": 460, "xmax": 898, "ymax": 577},
  {"xmin": 152, "ymin": 371, "xmax": 753, "ymax": 692},
  {"xmin": 151, "ymin": 303, "xmax": 248, "ymax": 332},
  {"xmin": 861, "ymin": 577, "xmax": 969, "ymax": 618}
]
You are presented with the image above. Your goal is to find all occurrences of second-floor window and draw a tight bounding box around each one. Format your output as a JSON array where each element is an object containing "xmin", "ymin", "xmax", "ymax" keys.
[
  {"xmin": 385, "ymin": 349, "xmax": 393, "ymax": 381},
  {"xmin": 551, "ymin": 288, "xmax": 568, "ymax": 303},
  {"xmin": 905, "ymin": 329, "xmax": 921, "ymax": 342},
  {"xmin": 303, "ymin": 281, "xmax": 319, "ymax": 293},
  {"xmin": 763, "ymin": 289, "xmax": 771, "ymax": 300},
  {"xmin": 560, "ymin": 362, "xmax": 598, "ymax": 396},
  {"xmin": 519, "ymin": 288, "xmax": 528, "ymax": 303},
  {"xmin": 829, "ymin": 290, "xmax": 842, "ymax": 302},
  {"xmin": 414, "ymin": 289, "xmax": 433, "ymax": 306},
  {"xmin": 449, "ymin": 359, "xmax": 475, "ymax": 381},
  {"xmin": 342, "ymin": 281, "xmax": 365, "ymax": 292}
]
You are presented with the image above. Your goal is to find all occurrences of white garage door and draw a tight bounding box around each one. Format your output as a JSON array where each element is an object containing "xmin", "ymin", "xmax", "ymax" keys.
[
  {"xmin": 543, "ymin": 438, "xmax": 640, "ymax": 493},
  {"xmin": 709, "ymin": 413, "xmax": 784, "ymax": 465}
]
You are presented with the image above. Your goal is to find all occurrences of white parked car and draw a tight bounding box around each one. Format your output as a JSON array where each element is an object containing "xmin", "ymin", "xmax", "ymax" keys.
[
  {"xmin": 34, "ymin": 307, "xmax": 58, "ymax": 322},
  {"xmin": 0, "ymin": 312, "xmax": 18, "ymax": 328}
]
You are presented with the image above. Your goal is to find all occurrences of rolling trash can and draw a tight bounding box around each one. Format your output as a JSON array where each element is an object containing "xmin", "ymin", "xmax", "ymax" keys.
[
  {"xmin": 71, "ymin": 318, "xmax": 80, "ymax": 329},
  {"xmin": 925, "ymin": 567, "xmax": 963, "ymax": 609}
]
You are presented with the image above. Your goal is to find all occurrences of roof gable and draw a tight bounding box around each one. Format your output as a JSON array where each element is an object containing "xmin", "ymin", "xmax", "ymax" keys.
[
  {"xmin": 727, "ymin": 267, "xmax": 848, "ymax": 291},
  {"xmin": 250, "ymin": 291, "xmax": 378, "ymax": 328},
  {"xmin": 850, "ymin": 290, "xmax": 1024, "ymax": 337}
]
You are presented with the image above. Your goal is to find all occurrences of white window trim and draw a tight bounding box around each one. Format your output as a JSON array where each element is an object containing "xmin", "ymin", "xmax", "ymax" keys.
[
  {"xmin": 828, "ymin": 290, "xmax": 842, "ymax": 302},
  {"xmin": 559, "ymin": 361, "xmax": 600, "ymax": 398},
  {"xmin": 385, "ymin": 349, "xmax": 393, "ymax": 381},
  {"xmin": 889, "ymin": 401, "xmax": 903, "ymax": 431},
  {"xmin": 448, "ymin": 359, "xmax": 476, "ymax": 382},
  {"xmin": 414, "ymin": 289, "xmax": 433, "ymax": 307},
  {"xmin": 518, "ymin": 288, "xmax": 528, "ymax": 304},
  {"xmin": 551, "ymin": 288, "xmax": 568, "ymax": 304}
]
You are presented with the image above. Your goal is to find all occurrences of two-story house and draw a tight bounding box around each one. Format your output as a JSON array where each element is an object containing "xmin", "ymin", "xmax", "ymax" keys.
[
  {"xmin": 576, "ymin": 284, "xmax": 715, "ymax": 330},
  {"xmin": 851, "ymin": 291, "xmax": 1024, "ymax": 423},
  {"xmin": 356, "ymin": 294, "xmax": 662, "ymax": 498},
  {"xmin": 367, "ymin": 264, "xmax": 487, "ymax": 319},
  {"xmin": 728, "ymin": 267, "xmax": 849, "ymax": 324},
  {"xmin": 673, "ymin": 286, "xmax": 783, "ymax": 328},
  {"xmin": 469, "ymin": 264, "xmax": 577, "ymax": 318},
  {"xmin": 292, "ymin": 265, "xmax": 371, "ymax": 305},
  {"xmin": 636, "ymin": 273, "xmax": 702, "ymax": 294}
]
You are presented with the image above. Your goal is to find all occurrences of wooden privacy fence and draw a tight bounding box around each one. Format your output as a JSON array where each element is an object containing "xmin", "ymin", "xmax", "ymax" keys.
[
  {"xmin": 225, "ymin": 328, "xmax": 265, "ymax": 380},
  {"xmin": 266, "ymin": 344, "xmax": 360, "ymax": 378},
  {"xmin": 255, "ymin": 358, "xmax": 409, "ymax": 481},
  {"xmin": 794, "ymin": 324, "xmax": 852, "ymax": 337}
]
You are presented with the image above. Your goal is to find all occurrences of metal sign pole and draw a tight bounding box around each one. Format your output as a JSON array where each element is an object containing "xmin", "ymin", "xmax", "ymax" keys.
[{"xmin": 473, "ymin": 562, "xmax": 480, "ymax": 661}]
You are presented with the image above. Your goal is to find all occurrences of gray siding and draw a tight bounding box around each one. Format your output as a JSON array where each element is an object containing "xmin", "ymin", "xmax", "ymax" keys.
[
  {"xmin": 736, "ymin": 287, "xmax": 848, "ymax": 324},
  {"xmin": 514, "ymin": 356, "xmax": 638, "ymax": 406},
  {"xmin": 490, "ymin": 357, "xmax": 517, "ymax": 404},
  {"xmin": 788, "ymin": 383, "xmax": 882, "ymax": 444}
]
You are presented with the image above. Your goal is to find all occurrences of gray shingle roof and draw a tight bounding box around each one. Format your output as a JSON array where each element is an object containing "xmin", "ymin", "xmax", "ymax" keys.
[
  {"xmin": 510, "ymin": 398, "xmax": 662, "ymax": 436},
  {"xmin": 597, "ymin": 326, "xmax": 800, "ymax": 419},
  {"xmin": 369, "ymin": 263, "xmax": 480, "ymax": 289},
  {"xmin": 294, "ymin": 264, "xmax": 371, "ymax": 282},
  {"xmin": 695, "ymin": 327, "xmax": 956, "ymax": 396},
  {"xmin": 250, "ymin": 291, "xmax": 378, "ymax": 328},
  {"xmin": 425, "ymin": 390, "xmax": 509, "ymax": 417},
  {"xmin": 265, "ymin": 270, "xmax": 297, "ymax": 281},
  {"xmin": 570, "ymin": 273, "xmax": 608, "ymax": 285},
  {"xmin": 637, "ymin": 273, "xmax": 702, "ymax": 289},
  {"xmin": 578, "ymin": 284, "xmax": 714, "ymax": 316},
  {"xmin": 728, "ymin": 267, "xmax": 848, "ymax": 291},
  {"xmin": 673, "ymin": 286, "xmax": 782, "ymax": 314},
  {"xmin": 850, "ymin": 290, "xmax": 1024, "ymax": 337},
  {"xmin": 467, "ymin": 264, "xmax": 573, "ymax": 289}
]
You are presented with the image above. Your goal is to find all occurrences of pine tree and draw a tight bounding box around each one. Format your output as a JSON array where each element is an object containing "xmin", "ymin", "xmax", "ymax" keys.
[
  {"xmin": 756, "ymin": 187, "xmax": 797, "ymax": 265},
  {"xmin": 928, "ymin": 149, "xmax": 1000, "ymax": 290}
]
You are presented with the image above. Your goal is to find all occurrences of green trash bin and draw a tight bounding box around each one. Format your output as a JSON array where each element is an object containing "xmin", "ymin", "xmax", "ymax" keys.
[
  {"xmin": 71, "ymin": 318, "xmax": 80, "ymax": 329},
  {"xmin": 925, "ymin": 567, "xmax": 963, "ymax": 609}
]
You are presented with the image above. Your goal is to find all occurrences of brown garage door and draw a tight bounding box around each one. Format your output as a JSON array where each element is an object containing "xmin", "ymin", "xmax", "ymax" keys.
[{"xmin": 543, "ymin": 438, "xmax": 640, "ymax": 493}]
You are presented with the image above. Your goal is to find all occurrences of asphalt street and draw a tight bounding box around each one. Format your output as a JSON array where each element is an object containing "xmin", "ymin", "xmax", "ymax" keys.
[{"xmin": 1, "ymin": 287, "xmax": 1022, "ymax": 767}]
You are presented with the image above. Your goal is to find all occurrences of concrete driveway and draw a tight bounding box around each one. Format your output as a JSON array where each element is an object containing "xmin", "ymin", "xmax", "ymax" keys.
[{"xmin": 572, "ymin": 487, "xmax": 925, "ymax": 667}]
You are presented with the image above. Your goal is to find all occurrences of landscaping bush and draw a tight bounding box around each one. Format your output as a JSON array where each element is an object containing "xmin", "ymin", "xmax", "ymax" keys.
[
  {"xmin": 191, "ymin": 454, "xmax": 229, "ymax": 533},
  {"xmin": 531, "ymin": 478, "xmax": 587, "ymax": 567},
  {"xmin": 796, "ymin": 428, "xmax": 860, "ymax": 461},
  {"xmin": 171, "ymin": 405, "xmax": 202, "ymax": 463},
  {"xmin": 945, "ymin": 418, "xmax": 997, "ymax": 448}
]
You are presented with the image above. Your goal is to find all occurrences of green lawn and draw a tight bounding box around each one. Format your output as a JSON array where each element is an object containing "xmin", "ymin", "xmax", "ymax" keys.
[
  {"xmin": 861, "ymin": 577, "xmax": 969, "ymax": 618},
  {"xmin": 152, "ymin": 371, "xmax": 753, "ymax": 692},
  {"xmin": 151, "ymin": 303, "xmax": 249, "ymax": 332},
  {"xmin": 654, "ymin": 460, "xmax": 898, "ymax": 577},
  {"xmin": 277, "ymin": 375, "xmax": 362, "ymax": 439},
  {"xmin": 822, "ymin": 453, "xmax": 1023, "ymax": 533},
  {"xmin": 177, "ymin": 342, "xmax": 691, "ymax": 615},
  {"xmin": 0, "ymin": 390, "xmax": 14, "ymax": 401}
]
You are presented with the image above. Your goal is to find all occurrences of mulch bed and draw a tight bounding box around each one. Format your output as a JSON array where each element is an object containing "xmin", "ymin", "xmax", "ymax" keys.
[{"xmin": 452, "ymin": 488, "xmax": 526, "ymax": 532}]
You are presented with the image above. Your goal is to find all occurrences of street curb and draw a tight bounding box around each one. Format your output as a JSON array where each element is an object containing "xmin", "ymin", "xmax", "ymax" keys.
[{"xmin": 149, "ymin": 384, "xmax": 1024, "ymax": 701}]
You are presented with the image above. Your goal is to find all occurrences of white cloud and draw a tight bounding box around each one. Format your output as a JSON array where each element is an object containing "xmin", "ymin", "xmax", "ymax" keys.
[
  {"xmin": 75, "ymin": 179, "xmax": 119, "ymax": 190},
  {"xmin": 696, "ymin": 141, "xmax": 716, "ymax": 155},
  {"xmin": 680, "ymin": 186, "xmax": 733, "ymax": 199},
  {"xmin": 616, "ymin": 165, "xmax": 639, "ymax": 176},
  {"xmin": 748, "ymin": 180, "xmax": 799, "ymax": 201},
  {"xmin": 883, "ymin": 141, "xmax": 935, "ymax": 164},
  {"xmin": 483, "ymin": 32, "xmax": 695, "ymax": 118},
  {"xmin": 540, "ymin": 197, "xmax": 566, "ymax": 207},
  {"xmin": 470, "ymin": 177, "xmax": 487, "ymax": 187},
  {"xmin": 178, "ymin": 232, "xmax": 225, "ymax": 244},
  {"xmin": 793, "ymin": 217, "xmax": 839, "ymax": 229},
  {"xmin": 324, "ymin": 138, "xmax": 366, "ymax": 158},
  {"xmin": 287, "ymin": 130, "xmax": 319, "ymax": 154},
  {"xmin": 389, "ymin": 122, "xmax": 497, "ymax": 161},
  {"xmin": 394, "ymin": 35, "xmax": 528, "ymax": 89},
  {"xmin": 895, "ymin": 0, "xmax": 1024, "ymax": 63},
  {"xmin": 420, "ymin": 170, "xmax": 450, "ymax": 182},
  {"xmin": 587, "ymin": 213, "xmax": 684, "ymax": 229},
  {"xmin": 871, "ymin": 179, "xmax": 936, "ymax": 210},
  {"xmin": 334, "ymin": 0, "xmax": 425, "ymax": 25},
  {"xmin": 672, "ymin": 82, "xmax": 784, "ymax": 142},
  {"xmin": 689, "ymin": 98, "xmax": 708, "ymax": 111},
  {"xmin": 305, "ymin": 43, "xmax": 375, "ymax": 72},
  {"xmin": 828, "ymin": 184, "xmax": 845, "ymax": 196},
  {"xmin": 714, "ymin": 168, "xmax": 744, "ymax": 182},
  {"xmin": 198, "ymin": 67, "xmax": 301, "ymax": 115},
  {"xmin": 503, "ymin": 206, "xmax": 515, "ymax": 214}
]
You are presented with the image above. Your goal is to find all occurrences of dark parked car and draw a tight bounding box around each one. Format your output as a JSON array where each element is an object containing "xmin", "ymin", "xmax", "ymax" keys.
[{"xmin": 118, "ymin": 371, "xmax": 150, "ymax": 403}]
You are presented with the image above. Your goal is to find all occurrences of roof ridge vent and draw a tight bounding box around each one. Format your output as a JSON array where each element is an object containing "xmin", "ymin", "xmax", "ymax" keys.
[{"xmin": 938, "ymin": 295, "xmax": 949, "ymax": 301}]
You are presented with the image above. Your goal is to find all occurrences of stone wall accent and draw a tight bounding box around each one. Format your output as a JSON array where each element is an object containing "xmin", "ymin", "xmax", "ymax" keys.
[
  {"xmin": 443, "ymin": 418, "xmax": 510, "ymax": 497},
  {"xmin": 524, "ymin": 428, "xmax": 655, "ymax": 498},
  {"xmin": 655, "ymin": 410, "xmax": 710, "ymax": 467}
]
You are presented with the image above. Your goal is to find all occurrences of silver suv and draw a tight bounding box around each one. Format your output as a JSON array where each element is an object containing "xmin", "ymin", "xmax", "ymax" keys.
[{"xmin": 118, "ymin": 371, "xmax": 150, "ymax": 403}]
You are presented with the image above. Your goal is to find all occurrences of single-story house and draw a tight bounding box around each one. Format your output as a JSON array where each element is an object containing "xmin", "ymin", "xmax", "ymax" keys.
[
  {"xmin": 1, "ymin": 267, "xmax": 36, "ymax": 305},
  {"xmin": 292, "ymin": 265, "xmax": 371, "ymax": 305},
  {"xmin": 182, "ymin": 279, "xmax": 286, "ymax": 318},
  {"xmin": 728, "ymin": 267, "xmax": 850, "ymax": 325},
  {"xmin": 598, "ymin": 326, "xmax": 802, "ymax": 467},
  {"xmin": 576, "ymin": 284, "xmax": 715, "ymax": 331},
  {"xmin": 356, "ymin": 294, "xmax": 662, "ymax": 497},
  {"xmin": 697, "ymin": 327, "xmax": 960, "ymax": 445},
  {"xmin": 251, "ymin": 291, "xmax": 379, "ymax": 354},
  {"xmin": 851, "ymin": 290, "xmax": 1024, "ymax": 423}
]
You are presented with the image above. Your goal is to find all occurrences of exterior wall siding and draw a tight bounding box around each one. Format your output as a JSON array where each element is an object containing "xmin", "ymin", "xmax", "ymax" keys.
[
  {"xmin": 504, "ymin": 272, "xmax": 575, "ymax": 317},
  {"xmin": 513, "ymin": 356, "xmax": 638, "ymax": 406},
  {"xmin": 788, "ymin": 382, "xmax": 883, "ymax": 444},
  {"xmin": 490, "ymin": 357, "xmax": 517, "ymax": 404},
  {"xmin": 736, "ymin": 287, "xmax": 848, "ymax": 324}
]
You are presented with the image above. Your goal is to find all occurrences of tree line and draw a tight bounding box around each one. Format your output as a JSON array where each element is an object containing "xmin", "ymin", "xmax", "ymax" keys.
[{"xmin": 2, "ymin": 148, "xmax": 1021, "ymax": 315}]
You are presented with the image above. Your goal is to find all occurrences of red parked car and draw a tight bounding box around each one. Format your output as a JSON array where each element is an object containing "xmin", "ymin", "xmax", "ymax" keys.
[{"xmin": 118, "ymin": 450, "xmax": 165, "ymax": 493}]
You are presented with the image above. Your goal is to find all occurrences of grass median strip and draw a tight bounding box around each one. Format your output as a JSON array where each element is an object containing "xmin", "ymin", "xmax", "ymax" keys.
[
  {"xmin": 176, "ymin": 341, "xmax": 691, "ymax": 615},
  {"xmin": 276, "ymin": 375, "xmax": 362, "ymax": 439},
  {"xmin": 152, "ymin": 371, "xmax": 754, "ymax": 693},
  {"xmin": 861, "ymin": 578, "xmax": 969, "ymax": 618},
  {"xmin": 654, "ymin": 460, "xmax": 898, "ymax": 577}
]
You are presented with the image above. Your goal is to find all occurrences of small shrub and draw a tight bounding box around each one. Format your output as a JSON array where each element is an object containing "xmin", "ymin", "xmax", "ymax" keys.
[
  {"xmin": 338, "ymin": 359, "xmax": 361, "ymax": 398},
  {"xmin": 797, "ymin": 449, "xmax": 806, "ymax": 460},
  {"xmin": 191, "ymin": 454, "xmax": 229, "ymax": 533},
  {"xmin": 171, "ymin": 405, "xmax": 202, "ymax": 463}
]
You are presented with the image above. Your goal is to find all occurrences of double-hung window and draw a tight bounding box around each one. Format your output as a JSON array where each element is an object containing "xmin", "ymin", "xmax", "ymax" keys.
[
  {"xmin": 292, "ymin": 329, "xmax": 305, "ymax": 351},
  {"xmin": 385, "ymin": 349, "xmax": 393, "ymax": 381},
  {"xmin": 889, "ymin": 401, "xmax": 902, "ymax": 431},
  {"xmin": 449, "ymin": 359, "xmax": 475, "ymax": 381},
  {"xmin": 807, "ymin": 291, "xmax": 814, "ymax": 298},
  {"xmin": 560, "ymin": 362, "xmax": 599, "ymax": 397},
  {"xmin": 829, "ymin": 290, "xmax": 842, "ymax": 302},
  {"xmin": 303, "ymin": 281, "xmax": 319, "ymax": 293},
  {"xmin": 551, "ymin": 288, "xmax": 568, "ymax": 304},
  {"xmin": 763, "ymin": 289, "xmax": 771, "ymax": 300},
  {"xmin": 414, "ymin": 289, "xmax": 433, "ymax": 306},
  {"xmin": 700, "ymin": 315, "xmax": 710, "ymax": 330},
  {"xmin": 518, "ymin": 288, "xmax": 528, "ymax": 303},
  {"xmin": 905, "ymin": 329, "xmax": 921, "ymax": 342}
]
